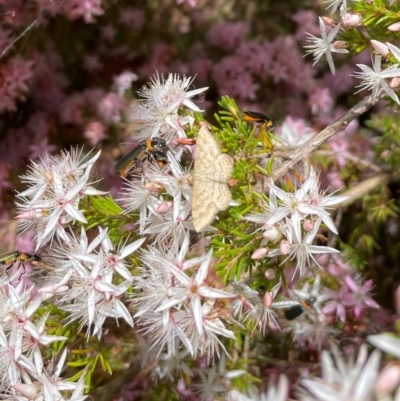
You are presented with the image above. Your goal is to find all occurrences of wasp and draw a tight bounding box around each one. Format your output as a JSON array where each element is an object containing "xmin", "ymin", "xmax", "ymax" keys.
[
  {"xmin": 0, "ymin": 251, "xmax": 42, "ymax": 280},
  {"xmin": 115, "ymin": 137, "xmax": 169, "ymax": 177},
  {"xmin": 284, "ymin": 297, "xmax": 316, "ymax": 320},
  {"xmin": 243, "ymin": 111, "xmax": 274, "ymax": 130}
]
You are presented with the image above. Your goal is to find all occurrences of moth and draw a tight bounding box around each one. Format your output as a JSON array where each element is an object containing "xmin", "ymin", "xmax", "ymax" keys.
[{"xmin": 192, "ymin": 126, "xmax": 233, "ymax": 232}]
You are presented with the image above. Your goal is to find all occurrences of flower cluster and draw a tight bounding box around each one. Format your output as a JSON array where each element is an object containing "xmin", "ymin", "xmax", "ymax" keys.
[
  {"xmin": 0, "ymin": 283, "xmax": 87, "ymax": 400},
  {"xmin": 246, "ymin": 168, "xmax": 348, "ymax": 278},
  {"xmin": 16, "ymin": 148, "xmax": 104, "ymax": 250},
  {"xmin": 40, "ymin": 228, "xmax": 145, "ymax": 339},
  {"xmin": 129, "ymin": 74, "xmax": 208, "ymax": 141},
  {"xmin": 3, "ymin": 0, "xmax": 400, "ymax": 393},
  {"xmin": 305, "ymin": 4, "xmax": 400, "ymax": 105},
  {"xmin": 131, "ymin": 233, "xmax": 237, "ymax": 359},
  {"xmin": 118, "ymin": 154, "xmax": 195, "ymax": 246},
  {"xmin": 5, "ymin": 66, "xmax": 393, "ymax": 399}
]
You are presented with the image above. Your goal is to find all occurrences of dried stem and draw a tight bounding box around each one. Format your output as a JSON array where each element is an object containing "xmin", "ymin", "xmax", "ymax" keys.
[
  {"xmin": 335, "ymin": 172, "xmax": 391, "ymax": 208},
  {"xmin": 253, "ymin": 94, "xmax": 383, "ymax": 192}
]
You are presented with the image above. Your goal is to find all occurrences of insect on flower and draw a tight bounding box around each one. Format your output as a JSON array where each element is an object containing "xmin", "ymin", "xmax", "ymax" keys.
[
  {"xmin": 284, "ymin": 297, "xmax": 316, "ymax": 320},
  {"xmin": 115, "ymin": 137, "xmax": 169, "ymax": 177},
  {"xmin": 243, "ymin": 111, "xmax": 274, "ymax": 130},
  {"xmin": 0, "ymin": 251, "xmax": 42, "ymax": 280},
  {"xmin": 192, "ymin": 126, "xmax": 234, "ymax": 232}
]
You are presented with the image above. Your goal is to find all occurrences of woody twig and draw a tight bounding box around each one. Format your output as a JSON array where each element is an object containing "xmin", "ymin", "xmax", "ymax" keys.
[{"xmin": 254, "ymin": 94, "xmax": 384, "ymax": 192}]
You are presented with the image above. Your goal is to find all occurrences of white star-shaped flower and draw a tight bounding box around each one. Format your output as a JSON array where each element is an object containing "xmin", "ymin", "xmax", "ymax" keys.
[
  {"xmin": 304, "ymin": 17, "xmax": 349, "ymax": 75},
  {"xmin": 354, "ymin": 54, "xmax": 400, "ymax": 103}
]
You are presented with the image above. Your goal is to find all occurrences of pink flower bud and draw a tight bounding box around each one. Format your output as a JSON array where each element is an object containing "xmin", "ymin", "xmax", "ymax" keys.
[
  {"xmin": 13, "ymin": 383, "xmax": 39, "ymax": 398},
  {"xmin": 264, "ymin": 268, "xmax": 276, "ymax": 280},
  {"xmin": 342, "ymin": 13, "xmax": 361, "ymax": 27},
  {"xmin": 238, "ymin": 294, "xmax": 254, "ymax": 311},
  {"xmin": 390, "ymin": 77, "xmax": 400, "ymax": 89},
  {"xmin": 263, "ymin": 292, "xmax": 273, "ymax": 307},
  {"xmin": 16, "ymin": 209, "xmax": 45, "ymax": 219},
  {"xmin": 388, "ymin": 22, "xmax": 400, "ymax": 32},
  {"xmin": 333, "ymin": 41, "xmax": 348, "ymax": 50},
  {"xmin": 251, "ymin": 248, "xmax": 268, "ymax": 260},
  {"xmin": 303, "ymin": 219, "xmax": 314, "ymax": 232},
  {"xmin": 156, "ymin": 201, "xmax": 173, "ymax": 214},
  {"xmin": 262, "ymin": 225, "xmax": 280, "ymax": 241},
  {"xmin": 175, "ymin": 137, "xmax": 196, "ymax": 146},
  {"xmin": 371, "ymin": 40, "xmax": 389, "ymax": 57},
  {"xmin": 142, "ymin": 181, "xmax": 164, "ymax": 192},
  {"xmin": 280, "ymin": 240, "xmax": 290, "ymax": 255},
  {"xmin": 321, "ymin": 17, "xmax": 336, "ymax": 28},
  {"xmin": 376, "ymin": 364, "xmax": 400, "ymax": 394}
]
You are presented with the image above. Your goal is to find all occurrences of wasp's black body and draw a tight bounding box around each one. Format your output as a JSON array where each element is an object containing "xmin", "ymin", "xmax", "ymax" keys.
[
  {"xmin": 284, "ymin": 297, "xmax": 316, "ymax": 320},
  {"xmin": 243, "ymin": 111, "xmax": 274, "ymax": 129},
  {"xmin": 115, "ymin": 137, "xmax": 169, "ymax": 177},
  {"xmin": 0, "ymin": 251, "xmax": 42, "ymax": 278}
]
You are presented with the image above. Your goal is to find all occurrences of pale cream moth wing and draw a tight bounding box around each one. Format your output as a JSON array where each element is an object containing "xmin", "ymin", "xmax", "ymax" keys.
[
  {"xmin": 192, "ymin": 181, "xmax": 218, "ymax": 232},
  {"xmin": 192, "ymin": 125, "xmax": 233, "ymax": 232},
  {"xmin": 213, "ymin": 154, "xmax": 234, "ymax": 183},
  {"xmin": 195, "ymin": 125, "xmax": 222, "ymax": 162},
  {"xmin": 213, "ymin": 183, "xmax": 232, "ymax": 211}
]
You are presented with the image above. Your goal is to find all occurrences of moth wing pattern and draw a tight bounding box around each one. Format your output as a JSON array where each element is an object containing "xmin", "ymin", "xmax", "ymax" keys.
[
  {"xmin": 213, "ymin": 154, "xmax": 234, "ymax": 182},
  {"xmin": 192, "ymin": 126, "xmax": 233, "ymax": 232},
  {"xmin": 192, "ymin": 178, "xmax": 219, "ymax": 232}
]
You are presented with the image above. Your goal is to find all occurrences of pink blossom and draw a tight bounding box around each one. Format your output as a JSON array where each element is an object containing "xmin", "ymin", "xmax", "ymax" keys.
[
  {"xmin": 323, "ymin": 64, "xmax": 356, "ymax": 96},
  {"xmin": 64, "ymin": 0, "xmax": 104, "ymax": 23},
  {"xmin": 325, "ymin": 171, "xmax": 345, "ymax": 190},
  {"xmin": 236, "ymin": 40, "xmax": 274, "ymax": 78},
  {"xmin": 342, "ymin": 276, "xmax": 380, "ymax": 318},
  {"xmin": 270, "ymin": 36, "xmax": 315, "ymax": 90},
  {"xmin": 29, "ymin": 50, "xmax": 68, "ymax": 114},
  {"xmin": 0, "ymin": 56, "xmax": 34, "ymax": 112},
  {"xmin": 207, "ymin": 21, "xmax": 249, "ymax": 50},
  {"xmin": 139, "ymin": 43, "xmax": 175, "ymax": 78},
  {"xmin": 176, "ymin": 0, "xmax": 197, "ymax": 6},
  {"xmin": 98, "ymin": 93, "xmax": 127, "ymax": 123},
  {"xmin": 60, "ymin": 93, "xmax": 86, "ymax": 125},
  {"xmin": 0, "ymin": 29, "xmax": 12, "ymax": 55},
  {"xmin": 84, "ymin": 121, "xmax": 107, "ymax": 146},
  {"xmin": 322, "ymin": 287, "xmax": 347, "ymax": 322},
  {"xmin": 212, "ymin": 56, "xmax": 259, "ymax": 100},
  {"xmin": 328, "ymin": 137, "xmax": 350, "ymax": 167},
  {"xmin": 83, "ymin": 54, "xmax": 103, "ymax": 73},
  {"xmin": 29, "ymin": 134, "xmax": 57, "ymax": 160},
  {"xmin": 0, "ymin": 162, "xmax": 12, "ymax": 197},
  {"xmin": 113, "ymin": 71, "xmax": 138, "ymax": 96},
  {"xmin": 277, "ymin": 116, "xmax": 315, "ymax": 146},
  {"xmin": 100, "ymin": 24, "xmax": 117, "ymax": 42},
  {"xmin": 292, "ymin": 10, "xmax": 319, "ymax": 42},
  {"xmin": 308, "ymin": 87, "xmax": 334, "ymax": 115},
  {"xmin": 118, "ymin": 7, "xmax": 145, "ymax": 29}
]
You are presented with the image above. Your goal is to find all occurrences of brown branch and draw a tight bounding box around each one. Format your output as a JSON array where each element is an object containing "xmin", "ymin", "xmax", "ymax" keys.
[
  {"xmin": 335, "ymin": 173, "xmax": 391, "ymax": 208},
  {"xmin": 253, "ymin": 94, "xmax": 383, "ymax": 192}
]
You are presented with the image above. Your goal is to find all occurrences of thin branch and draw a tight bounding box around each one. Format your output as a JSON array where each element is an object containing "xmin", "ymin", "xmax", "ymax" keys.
[
  {"xmin": 0, "ymin": 19, "xmax": 38, "ymax": 59},
  {"xmin": 335, "ymin": 172, "xmax": 391, "ymax": 208},
  {"xmin": 254, "ymin": 94, "xmax": 384, "ymax": 192},
  {"xmin": 315, "ymin": 150, "xmax": 383, "ymax": 173}
]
